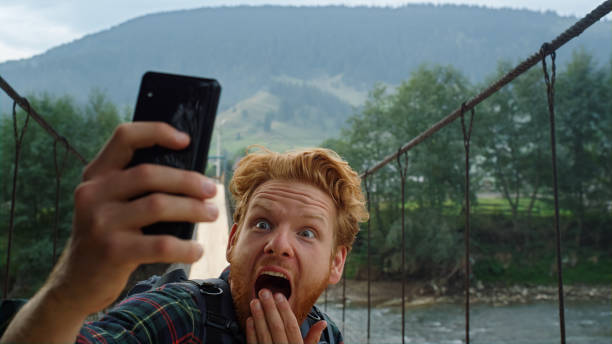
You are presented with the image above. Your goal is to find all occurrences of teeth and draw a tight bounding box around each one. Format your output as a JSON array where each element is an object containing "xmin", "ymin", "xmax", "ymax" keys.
[{"xmin": 262, "ymin": 271, "xmax": 288, "ymax": 279}]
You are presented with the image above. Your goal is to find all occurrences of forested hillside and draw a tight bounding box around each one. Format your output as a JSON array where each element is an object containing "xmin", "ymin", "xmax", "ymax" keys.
[{"xmin": 0, "ymin": 5, "xmax": 610, "ymax": 153}]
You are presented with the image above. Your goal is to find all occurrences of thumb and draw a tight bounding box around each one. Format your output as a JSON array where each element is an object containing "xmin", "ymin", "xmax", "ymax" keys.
[{"xmin": 304, "ymin": 320, "xmax": 327, "ymax": 344}]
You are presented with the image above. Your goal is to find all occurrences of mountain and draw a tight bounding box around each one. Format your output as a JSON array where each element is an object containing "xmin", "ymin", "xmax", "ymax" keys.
[{"xmin": 0, "ymin": 5, "xmax": 609, "ymax": 153}]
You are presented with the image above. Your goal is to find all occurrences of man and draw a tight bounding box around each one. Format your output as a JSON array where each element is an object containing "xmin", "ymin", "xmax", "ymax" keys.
[{"xmin": 1, "ymin": 122, "xmax": 368, "ymax": 343}]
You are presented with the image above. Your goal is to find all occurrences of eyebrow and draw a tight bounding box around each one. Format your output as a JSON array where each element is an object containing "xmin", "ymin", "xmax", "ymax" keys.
[
  {"xmin": 248, "ymin": 202, "xmax": 328, "ymax": 225},
  {"xmin": 300, "ymin": 213, "xmax": 328, "ymax": 224}
]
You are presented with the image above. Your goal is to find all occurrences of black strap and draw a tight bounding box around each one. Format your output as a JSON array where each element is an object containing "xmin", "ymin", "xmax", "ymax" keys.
[{"xmin": 190, "ymin": 278, "xmax": 245, "ymax": 344}]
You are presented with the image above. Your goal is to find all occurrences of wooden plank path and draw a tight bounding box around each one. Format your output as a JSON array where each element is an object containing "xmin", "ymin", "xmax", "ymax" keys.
[{"xmin": 189, "ymin": 181, "xmax": 230, "ymax": 279}]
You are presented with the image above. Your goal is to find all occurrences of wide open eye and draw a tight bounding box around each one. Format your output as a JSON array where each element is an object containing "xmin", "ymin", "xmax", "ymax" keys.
[
  {"xmin": 298, "ymin": 228, "xmax": 316, "ymax": 239},
  {"xmin": 255, "ymin": 220, "xmax": 272, "ymax": 231}
]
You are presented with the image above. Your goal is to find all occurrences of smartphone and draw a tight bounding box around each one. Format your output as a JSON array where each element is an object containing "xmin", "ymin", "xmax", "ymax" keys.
[{"xmin": 129, "ymin": 71, "xmax": 221, "ymax": 239}]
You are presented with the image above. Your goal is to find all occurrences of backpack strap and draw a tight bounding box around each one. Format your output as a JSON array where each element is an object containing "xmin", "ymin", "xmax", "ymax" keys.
[
  {"xmin": 189, "ymin": 278, "xmax": 244, "ymax": 344},
  {"xmin": 127, "ymin": 269, "xmax": 244, "ymax": 343}
]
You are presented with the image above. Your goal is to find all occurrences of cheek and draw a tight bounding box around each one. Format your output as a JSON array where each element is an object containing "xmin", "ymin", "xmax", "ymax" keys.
[{"xmin": 232, "ymin": 232, "xmax": 263, "ymax": 261}]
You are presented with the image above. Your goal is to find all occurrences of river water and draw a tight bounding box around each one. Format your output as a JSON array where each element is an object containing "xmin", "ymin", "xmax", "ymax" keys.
[{"xmin": 318, "ymin": 300, "xmax": 611, "ymax": 344}]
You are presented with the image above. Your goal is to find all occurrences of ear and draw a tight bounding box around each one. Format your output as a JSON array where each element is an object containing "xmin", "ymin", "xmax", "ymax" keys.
[
  {"xmin": 327, "ymin": 246, "xmax": 347, "ymax": 285},
  {"xmin": 226, "ymin": 223, "xmax": 239, "ymax": 262}
]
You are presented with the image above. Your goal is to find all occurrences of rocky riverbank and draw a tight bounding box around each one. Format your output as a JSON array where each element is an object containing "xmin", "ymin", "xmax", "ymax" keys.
[{"xmin": 320, "ymin": 280, "xmax": 610, "ymax": 308}]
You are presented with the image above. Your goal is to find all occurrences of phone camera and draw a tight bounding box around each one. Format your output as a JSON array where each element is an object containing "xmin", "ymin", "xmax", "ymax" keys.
[{"xmin": 147, "ymin": 92, "xmax": 154, "ymax": 98}]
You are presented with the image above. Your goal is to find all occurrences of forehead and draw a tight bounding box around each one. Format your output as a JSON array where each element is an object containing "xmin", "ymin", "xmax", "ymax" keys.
[{"xmin": 247, "ymin": 180, "xmax": 336, "ymax": 219}]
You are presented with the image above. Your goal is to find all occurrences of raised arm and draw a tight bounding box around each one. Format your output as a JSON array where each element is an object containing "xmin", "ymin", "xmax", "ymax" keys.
[{"xmin": 1, "ymin": 122, "xmax": 218, "ymax": 343}]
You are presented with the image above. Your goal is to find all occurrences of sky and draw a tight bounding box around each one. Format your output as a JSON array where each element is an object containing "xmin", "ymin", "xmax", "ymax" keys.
[{"xmin": 0, "ymin": 0, "xmax": 609, "ymax": 63}]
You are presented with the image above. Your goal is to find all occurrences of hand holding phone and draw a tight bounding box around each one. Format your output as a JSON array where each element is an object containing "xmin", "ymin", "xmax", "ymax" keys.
[{"xmin": 129, "ymin": 71, "xmax": 221, "ymax": 239}]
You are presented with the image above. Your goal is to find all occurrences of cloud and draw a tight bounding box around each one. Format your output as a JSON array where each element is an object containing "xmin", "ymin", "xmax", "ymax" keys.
[
  {"xmin": 0, "ymin": 41, "xmax": 38, "ymax": 63},
  {"xmin": 0, "ymin": 3, "xmax": 79, "ymax": 62}
]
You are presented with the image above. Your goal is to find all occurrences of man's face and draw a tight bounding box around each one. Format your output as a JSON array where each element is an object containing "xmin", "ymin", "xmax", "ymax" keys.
[{"xmin": 226, "ymin": 179, "xmax": 347, "ymax": 329}]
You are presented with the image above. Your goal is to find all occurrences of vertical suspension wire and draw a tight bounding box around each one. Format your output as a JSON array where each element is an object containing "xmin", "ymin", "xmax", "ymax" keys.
[
  {"xmin": 396, "ymin": 150, "xmax": 409, "ymax": 344},
  {"xmin": 541, "ymin": 43, "xmax": 566, "ymax": 344},
  {"xmin": 364, "ymin": 172, "xmax": 372, "ymax": 341},
  {"xmin": 460, "ymin": 103, "xmax": 475, "ymax": 344},
  {"xmin": 52, "ymin": 138, "xmax": 69, "ymax": 265},
  {"xmin": 4, "ymin": 100, "xmax": 31, "ymax": 298}
]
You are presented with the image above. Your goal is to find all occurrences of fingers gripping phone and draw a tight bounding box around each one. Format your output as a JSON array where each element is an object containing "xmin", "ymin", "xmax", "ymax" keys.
[{"xmin": 128, "ymin": 71, "xmax": 221, "ymax": 240}]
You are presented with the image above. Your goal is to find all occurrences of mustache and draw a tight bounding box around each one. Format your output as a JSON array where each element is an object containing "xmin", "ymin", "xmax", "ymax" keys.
[{"xmin": 255, "ymin": 257, "xmax": 293, "ymax": 273}]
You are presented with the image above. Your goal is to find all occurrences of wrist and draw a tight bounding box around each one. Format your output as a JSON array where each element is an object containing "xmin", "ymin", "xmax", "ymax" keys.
[{"xmin": 43, "ymin": 282, "xmax": 91, "ymax": 321}]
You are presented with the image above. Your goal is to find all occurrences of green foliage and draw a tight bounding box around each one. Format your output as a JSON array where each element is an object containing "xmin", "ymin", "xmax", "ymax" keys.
[
  {"xmin": 554, "ymin": 49, "xmax": 612, "ymax": 243},
  {"xmin": 0, "ymin": 91, "xmax": 122, "ymax": 296},
  {"xmin": 325, "ymin": 65, "xmax": 475, "ymax": 281},
  {"xmin": 475, "ymin": 64, "xmax": 551, "ymax": 227},
  {"xmin": 473, "ymin": 253, "xmax": 612, "ymax": 285},
  {"xmin": 382, "ymin": 208, "xmax": 461, "ymax": 279},
  {"xmin": 326, "ymin": 65, "xmax": 474, "ymax": 209},
  {"xmin": 330, "ymin": 51, "xmax": 611, "ymax": 286},
  {"xmin": 563, "ymin": 256, "xmax": 612, "ymax": 285}
]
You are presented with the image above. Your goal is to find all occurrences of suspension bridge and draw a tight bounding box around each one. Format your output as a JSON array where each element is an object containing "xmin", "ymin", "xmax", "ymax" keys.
[{"xmin": 1, "ymin": 1, "xmax": 610, "ymax": 343}]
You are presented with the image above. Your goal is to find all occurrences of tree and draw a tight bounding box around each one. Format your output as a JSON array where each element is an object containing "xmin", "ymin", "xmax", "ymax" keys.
[
  {"xmin": 0, "ymin": 92, "xmax": 122, "ymax": 296},
  {"xmin": 476, "ymin": 63, "xmax": 550, "ymax": 235},
  {"xmin": 555, "ymin": 49, "xmax": 610, "ymax": 247},
  {"xmin": 323, "ymin": 65, "xmax": 473, "ymax": 279}
]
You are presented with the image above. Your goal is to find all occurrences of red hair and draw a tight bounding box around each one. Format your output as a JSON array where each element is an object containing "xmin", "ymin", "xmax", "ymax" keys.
[{"xmin": 230, "ymin": 147, "xmax": 368, "ymax": 251}]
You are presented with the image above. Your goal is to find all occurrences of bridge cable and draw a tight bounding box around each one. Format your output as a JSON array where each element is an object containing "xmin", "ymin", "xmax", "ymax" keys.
[
  {"xmin": 396, "ymin": 150, "xmax": 409, "ymax": 344},
  {"xmin": 4, "ymin": 101, "xmax": 31, "ymax": 299},
  {"xmin": 0, "ymin": 76, "xmax": 87, "ymax": 164},
  {"xmin": 540, "ymin": 44, "xmax": 566, "ymax": 344},
  {"xmin": 1, "ymin": 76, "xmax": 88, "ymax": 296},
  {"xmin": 460, "ymin": 103, "xmax": 475, "ymax": 344},
  {"xmin": 364, "ymin": 172, "xmax": 372, "ymax": 341}
]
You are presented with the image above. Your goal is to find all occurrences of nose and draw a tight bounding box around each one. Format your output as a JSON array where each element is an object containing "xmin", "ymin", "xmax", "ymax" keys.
[{"xmin": 263, "ymin": 225, "xmax": 294, "ymax": 258}]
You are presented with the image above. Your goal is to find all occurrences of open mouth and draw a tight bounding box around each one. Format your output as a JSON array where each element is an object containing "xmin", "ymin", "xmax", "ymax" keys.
[{"xmin": 255, "ymin": 271, "xmax": 292, "ymax": 300}]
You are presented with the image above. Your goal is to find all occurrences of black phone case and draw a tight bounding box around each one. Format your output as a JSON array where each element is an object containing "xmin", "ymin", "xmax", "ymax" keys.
[{"xmin": 129, "ymin": 71, "xmax": 221, "ymax": 239}]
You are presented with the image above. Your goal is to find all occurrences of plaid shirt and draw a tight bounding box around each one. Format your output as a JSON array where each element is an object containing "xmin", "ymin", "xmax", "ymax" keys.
[
  {"xmin": 78, "ymin": 283, "xmax": 203, "ymax": 344},
  {"xmin": 78, "ymin": 274, "xmax": 344, "ymax": 344}
]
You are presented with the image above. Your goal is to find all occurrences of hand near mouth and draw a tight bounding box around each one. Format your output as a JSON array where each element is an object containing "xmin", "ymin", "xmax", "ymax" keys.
[{"xmin": 246, "ymin": 289, "xmax": 327, "ymax": 344}]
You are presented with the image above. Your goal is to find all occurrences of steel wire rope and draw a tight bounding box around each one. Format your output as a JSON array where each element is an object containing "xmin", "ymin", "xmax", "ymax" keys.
[
  {"xmin": 364, "ymin": 172, "xmax": 372, "ymax": 341},
  {"xmin": 1, "ymin": 76, "xmax": 87, "ymax": 297},
  {"xmin": 460, "ymin": 103, "xmax": 475, "ymax": 344},
  {"xmin": 0, "ymin": 76, "xmax": 87, "ymax": 164},
  {"xmin": 395, "ymin": 150, "xmax": 409, "ymax": 344},
  {"xmin": 4, "ymin": 101, "xmax": 31, "ymax": 298},
  {"xmin": 541, "ymin": 45, "xmax": 566, "ymax": 344}
]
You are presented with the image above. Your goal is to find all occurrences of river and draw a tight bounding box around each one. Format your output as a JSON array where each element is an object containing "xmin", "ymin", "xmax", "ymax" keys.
[{"xmin": 318, "ymin": 300, "xmax": 611, "ymax": 343}]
